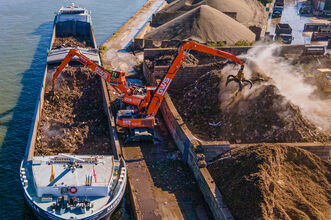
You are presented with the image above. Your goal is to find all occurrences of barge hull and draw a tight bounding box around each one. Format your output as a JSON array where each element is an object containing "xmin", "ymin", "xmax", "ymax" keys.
[{"xmin": 20, "ymin": 5, "xmax": 126, "ymax": 220}]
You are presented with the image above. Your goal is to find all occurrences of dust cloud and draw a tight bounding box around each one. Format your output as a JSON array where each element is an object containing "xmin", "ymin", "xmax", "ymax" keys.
[
  {"xmin": 241, "ymin": 43, "xmax": 331, "ymax": 133},
  {"xmin": 105, "ymin": 48, "xmax": 137, "ymax": 74}
]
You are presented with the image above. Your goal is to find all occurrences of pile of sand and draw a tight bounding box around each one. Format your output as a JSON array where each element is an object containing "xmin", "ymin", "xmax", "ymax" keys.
[
  {"xmin": 145, "ymin": 5, "xmax": 256, "ymax": 44},
  {"xmin": 170, "ymin": 70, "xmax": 331, "ymax": 143},
  {"xmin": 206, "ymin": 0, "xmax": 267, "ymax": 28},
  {"xmin": 157, "ymin": 0, "xmax": 267, "ymax": 28},
  {"xmin": 35, "ymin": 66, "xmax": 111, "ymax": 155},
  {"xmin": 208, "ymin": 144, "xmax": 331, "ymax": 220}
]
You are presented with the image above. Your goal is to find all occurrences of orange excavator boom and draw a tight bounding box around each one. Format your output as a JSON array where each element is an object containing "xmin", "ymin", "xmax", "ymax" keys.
[
  {"xmin": 52, "ymin": 49, "xmax": 128, "ymax": 94},
  {"xmin": 52, "ymin": 49, "xmax": 158, "ymax": 112},
  {"xmin": 145, "ymin": 41, "xmax": 247, "ymax": 116}
]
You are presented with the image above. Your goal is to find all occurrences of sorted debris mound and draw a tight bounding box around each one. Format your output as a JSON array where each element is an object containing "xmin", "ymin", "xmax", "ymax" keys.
[
  {"xmin": 145, "ymin": 53, "xmax": 199, "ymax": 69},
  {"xmin": 35, "ymin": 66, "xmax": 111, "ymax": 155},
  {"xmin": 145, "ymin": 5, "xmax": 255, "ymax": 44},
  {"xmin": 52, "ymin": 36, "xmax": 93, "ymax": 49},
  {"xmin": 208, "ymin": 145, "xmax": 331, "ymax": 220},
  {"xmin": 170, "ymin": 70, "xmax": 331, "ymax": 143}
]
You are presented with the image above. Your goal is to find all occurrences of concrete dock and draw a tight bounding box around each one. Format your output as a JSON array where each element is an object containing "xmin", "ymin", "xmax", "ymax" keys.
[
  {"xmin": 100, "ymin": 0, "xmax": 212, "ymax": 219},
  {"xmin": 101, "ymin": 0, "xmax": 166, "ymax": 75},
  {"xmin": 267, "ymin": 0, "xmax": 330, "ymax": 45}
]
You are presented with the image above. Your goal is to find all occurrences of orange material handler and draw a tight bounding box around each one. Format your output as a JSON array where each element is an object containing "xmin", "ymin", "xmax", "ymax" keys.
[
  {"xmin": 117, "ymin": 41, "xmax": 252, "ymax": 141},
  {"xmin": 52, "ymin": 42, "xmax": 252, "ymax": 141}
]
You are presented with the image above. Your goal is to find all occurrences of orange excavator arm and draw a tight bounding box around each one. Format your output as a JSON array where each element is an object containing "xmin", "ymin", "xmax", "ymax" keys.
[
  {"xmin": 145, "ymin": 41, "xmax": 249, "ymax": 116},
  {"xmin": 52, "ymin": 49, "xmax": 129, "ymax": 94}
]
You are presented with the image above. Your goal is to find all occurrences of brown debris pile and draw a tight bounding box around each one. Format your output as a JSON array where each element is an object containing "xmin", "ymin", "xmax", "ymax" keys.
[
  {"xmin": 170, "ymin": 71, "xmax": 330, "ymax": 143},
  {"xmin": 35, "ymin": 66, "xmax": 111, "ymax": 155},
  {"xmin": 208, "ymin": 144, "xmax": 331, "ymax": 220},
  {"xmin": 145, "ymin": 53, "xmax": 199, "ymax": 69},
  {"xmin": 52, "ymin": 36, "xmax": 93, "ymax": 49}
]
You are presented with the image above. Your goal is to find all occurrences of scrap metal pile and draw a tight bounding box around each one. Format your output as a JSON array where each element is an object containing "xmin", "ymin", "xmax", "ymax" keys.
[
  {"xmin": 52, "ymin": 36, "xmax": 93, "ymax": 49},
  {"xmin": 145, "ymin": 53, "xmax": 199, "ymax": 69},
  {"xmin": 170, "ymin": 70, "xmax": 330, "ymax": 143},
  {"xmin": 208, "ymin": 144, "xmax": 331, "ymax": 220},
  {"xmin": 35, "ymin": 66, "xmax": 111, "ymax": 155}
]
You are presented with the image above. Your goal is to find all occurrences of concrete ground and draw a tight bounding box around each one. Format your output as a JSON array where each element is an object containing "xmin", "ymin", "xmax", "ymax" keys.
[
  {"xmin": 101, "ymin": 0, "xmax": 165, "ymax": 75},
  {"xmin": 100, "ymin": 0, "xmax": 213, "ymax": 219}
]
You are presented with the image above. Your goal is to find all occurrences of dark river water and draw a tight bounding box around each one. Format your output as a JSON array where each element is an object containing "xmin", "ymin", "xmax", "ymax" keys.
[{"xmin": 0, "ymin": 0, "xmax": 146, "ymax": 219}]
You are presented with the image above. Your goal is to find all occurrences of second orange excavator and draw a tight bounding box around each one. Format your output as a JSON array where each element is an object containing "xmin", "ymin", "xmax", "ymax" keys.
[{"xmin": 52, "ymin": 41, "xmax": 253, "ymax": 141}]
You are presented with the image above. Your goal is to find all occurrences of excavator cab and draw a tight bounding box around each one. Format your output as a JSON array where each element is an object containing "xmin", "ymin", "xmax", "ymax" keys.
[
  {"xmin": 109, "ymin": 70, "xmax": 126, "ymax": 83},
  {"xmin": 111, "ymin": 71, "xmax": 121, "ymax": 78},
  {"xmin": 116, "ymin": 109, "xmax": 156, "ymax": 142}
]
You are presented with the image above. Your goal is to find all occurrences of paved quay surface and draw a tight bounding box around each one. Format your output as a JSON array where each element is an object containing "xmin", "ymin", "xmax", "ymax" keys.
[
  {"xmin": 100, "ymin": 0, "xmax": 212, "ymax": 219},
  {"xmin": 102, "ymin": 0, "xmax": 165, "ymax": 74},
  {"xmin": 267, "ymin": 0, "xmax": 330, "ymax": 45}
]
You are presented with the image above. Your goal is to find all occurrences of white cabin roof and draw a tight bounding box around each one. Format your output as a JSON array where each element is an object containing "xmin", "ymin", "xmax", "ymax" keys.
[{"xmin": 32, "ymin": 155, "xmax": 113, "ymax": 188}]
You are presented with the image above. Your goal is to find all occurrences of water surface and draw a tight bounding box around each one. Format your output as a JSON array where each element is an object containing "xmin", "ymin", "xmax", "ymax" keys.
[{"xmin": 0, "ymin": 0, "xmax": 146, "ymax": 219}]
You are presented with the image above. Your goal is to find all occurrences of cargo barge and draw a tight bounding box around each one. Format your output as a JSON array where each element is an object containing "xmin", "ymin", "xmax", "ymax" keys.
[{"xmin": 19, "ymin": 4, "xmax": 127, "ymax": 220}]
